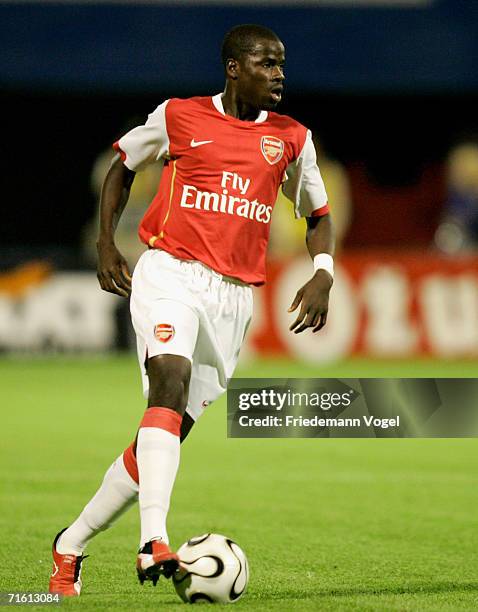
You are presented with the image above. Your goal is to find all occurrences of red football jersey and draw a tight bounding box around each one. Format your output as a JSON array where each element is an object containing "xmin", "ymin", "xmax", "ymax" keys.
[{"xmin": 114, "ymin": 94, "xmax": 328, "ymax": 285}]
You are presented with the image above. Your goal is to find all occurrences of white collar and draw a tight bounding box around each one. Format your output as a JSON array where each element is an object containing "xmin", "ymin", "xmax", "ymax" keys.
[{"xmin": 212, "ymin": 93, "xmax": 268, "ymax": 123}]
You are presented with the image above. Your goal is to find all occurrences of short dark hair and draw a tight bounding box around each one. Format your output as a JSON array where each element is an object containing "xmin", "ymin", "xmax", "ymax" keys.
[{"xmin": 221, "ymin": 24, "xmax": 281, "ymax": 67}]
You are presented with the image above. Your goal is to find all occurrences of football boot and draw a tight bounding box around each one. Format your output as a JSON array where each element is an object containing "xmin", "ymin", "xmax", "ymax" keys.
[
  {"xmin": 49, "ymin": 528, "xmax": 87, "ymax": 597},
  {"xmin": 136, "ymin": 539, "xmax": 179, "ymax": 586}
]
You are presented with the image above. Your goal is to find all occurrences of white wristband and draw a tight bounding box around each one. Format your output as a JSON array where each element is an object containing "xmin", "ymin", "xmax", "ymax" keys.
[{"xmin": 313, "ymin": 253, "xmax": 334, "ymax": 279}]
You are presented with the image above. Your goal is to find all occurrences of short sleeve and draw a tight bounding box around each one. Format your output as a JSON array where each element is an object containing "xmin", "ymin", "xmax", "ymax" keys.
[
  {"xmin": 113, "ymin": 100, "xmax": 170, "ymax": 172},
  {"xmin": 282, "ymin": 130, "xmax": 329, "ymax": 218}
]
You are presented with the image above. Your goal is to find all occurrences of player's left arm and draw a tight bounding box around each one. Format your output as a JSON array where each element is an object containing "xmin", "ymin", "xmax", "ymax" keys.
[
  {"xmin": 283, "ymin": 129, "xmax": 335, "ymax": 333},
  {"xmin": 288, "ymin": 213, "xmax": 335, "ymax": 334}
]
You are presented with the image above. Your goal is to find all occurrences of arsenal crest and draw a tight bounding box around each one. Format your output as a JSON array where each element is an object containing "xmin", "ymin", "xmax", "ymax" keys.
[
  {"xmin": 154, "ymin": 323, "xmax": 175, "ymax": 343},
  {"xmin": 260, "ymin": 136, "xmax": 284, "ymax": 165}
]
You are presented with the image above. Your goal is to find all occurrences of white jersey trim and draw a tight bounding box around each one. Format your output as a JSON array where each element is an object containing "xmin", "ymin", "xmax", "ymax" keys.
[
  {"xmin": 212, "ymin": 93, "xmax": 268, "ymax": 124},
  {"xmin": 117, "ymin": 100, "xmax": 170, "ymax": 172},
  {"xmin": 282, "ymin": 130, "xmax": 328, "ymax": 218}
]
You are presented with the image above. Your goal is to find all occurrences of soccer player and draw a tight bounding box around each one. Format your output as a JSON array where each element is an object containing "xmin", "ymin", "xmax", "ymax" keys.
[{"xmin": 49, "ymin": 24, "xmax": 334, "ymax": 596}]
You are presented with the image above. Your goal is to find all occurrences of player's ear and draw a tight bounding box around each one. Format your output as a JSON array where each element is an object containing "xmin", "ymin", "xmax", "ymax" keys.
[{"xmin": 226, "ymin": 58, "xmax": 239, "ymax": 80}]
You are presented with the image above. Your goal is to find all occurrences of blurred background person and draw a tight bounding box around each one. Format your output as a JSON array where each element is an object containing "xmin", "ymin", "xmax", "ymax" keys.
[{"xmin": 435, "ymin": 139, "xmax": 478, "ymax": 254}]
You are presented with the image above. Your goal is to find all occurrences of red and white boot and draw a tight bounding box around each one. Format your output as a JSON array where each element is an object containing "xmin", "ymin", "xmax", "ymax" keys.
[
  {"xmin": 49, "ymin": 528, "xmax": 87, "ymax": 597},
  {"xmin": 136, "ymin": 539, "xmax": 179, "ymax": 586}
]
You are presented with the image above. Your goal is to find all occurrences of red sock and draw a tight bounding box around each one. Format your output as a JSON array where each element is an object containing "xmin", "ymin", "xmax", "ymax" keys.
[
  {"xmin": 122, "ymin": 408, "xmax": 182, "ymax": 484},
  {"xmin": 137, "ymin": 407, "xmax": 183, "ymax": 545},
  {"xmin": 123, "ymin": 442, "xmax": 139, "ymax": 484},
  {"xmin": 140, "ymin": 406, "xmax": 182, "ymax": 435}
]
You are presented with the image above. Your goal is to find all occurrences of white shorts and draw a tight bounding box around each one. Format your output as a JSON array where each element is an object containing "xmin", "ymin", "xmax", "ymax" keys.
[{"xmin": 130, "ymin": 249, "xmax": 253, "ymax": 421}]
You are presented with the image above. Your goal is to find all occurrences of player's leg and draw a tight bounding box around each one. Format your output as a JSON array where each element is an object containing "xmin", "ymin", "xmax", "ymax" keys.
[
  {"xmin": 50, "ymin": 345, "xmax": 145, "ymax": 596},
  {"xmin": 49, "ymin": 452, "xmax": 138, "ymax": 596},
  {"xmin": 135, "ymin": 355, "xmax": 193, "ymax": 584},
  {"xmin": 49, "ymin": 408, "xmax": 196, "ymax": 596},
  {"xmin": 134, "ymin": 296, "xmax": 200, "ymax": 585},
  {"xmin": 137, "ymin": 356, "xmax": 188, "ymax": 537},
  {"xmin": 56, "ymin": 455, "xmax": 138, "ymax": 556}
]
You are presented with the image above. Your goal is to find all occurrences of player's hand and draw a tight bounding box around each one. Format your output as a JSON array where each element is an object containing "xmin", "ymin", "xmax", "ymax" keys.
[
  {"xmin": 288, "ymin": 270, "xmax": 333, "ymax": 334},
  {"xmin": 96, "ymin": 240, "xmax": 132, "ymax": 298}
]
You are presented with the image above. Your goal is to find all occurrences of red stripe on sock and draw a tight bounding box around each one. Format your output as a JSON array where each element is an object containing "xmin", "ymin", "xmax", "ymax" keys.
[
  {"xmin": 140, "ymin": 407, "xmax": 182, "ymax": 437},
  {"xmin": 311, "ymin": 202, "xmax": 330, "ymax": 217},
  {"xmin": 122, "ymin": 442, "xmax": 139, "ymax": 484}
]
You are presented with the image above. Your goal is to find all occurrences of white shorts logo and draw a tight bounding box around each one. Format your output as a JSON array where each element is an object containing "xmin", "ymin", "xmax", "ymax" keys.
[
  {"xmin": 154, "ymin": 323, "xmax": 175, "ymax": 343},
  {"xmin": 261, "ymin": 136, "xmax": 284, "ymax": 165}
]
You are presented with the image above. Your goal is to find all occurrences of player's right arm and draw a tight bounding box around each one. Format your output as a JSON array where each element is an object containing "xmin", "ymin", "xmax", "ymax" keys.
[
  {"xmin": 96, "ymin": 155, "xmax": 136, "ymax": 297},
  {"xmin": 96, "ymin": 100, "xmax": 170, "ymax": 297}
]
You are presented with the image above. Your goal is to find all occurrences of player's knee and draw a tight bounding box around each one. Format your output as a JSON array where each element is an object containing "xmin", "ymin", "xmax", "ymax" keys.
[{"xmin": 147, "ymin": 354, "xmax": 191, "ymax": 414}]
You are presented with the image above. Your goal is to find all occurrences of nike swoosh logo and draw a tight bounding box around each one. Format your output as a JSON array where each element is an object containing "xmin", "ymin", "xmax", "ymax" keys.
[
  {"xmin": 190, "ymin": 139, "xmax": 213, "ymax": 148},
  {"xmin": 51, "ymin": 562, "xmax": 59, "ymax": 578}
]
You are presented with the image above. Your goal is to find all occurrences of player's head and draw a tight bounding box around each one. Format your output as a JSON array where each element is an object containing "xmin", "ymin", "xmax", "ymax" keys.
[{"xmin": 221, "ymin": 24, "xmax": 285, "ymax": 111}]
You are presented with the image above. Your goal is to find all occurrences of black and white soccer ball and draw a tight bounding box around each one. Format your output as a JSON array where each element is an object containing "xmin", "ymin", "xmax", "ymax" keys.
[{"xmin": 173, "ymin": 533, "xmax": 249, "ymax": 604}]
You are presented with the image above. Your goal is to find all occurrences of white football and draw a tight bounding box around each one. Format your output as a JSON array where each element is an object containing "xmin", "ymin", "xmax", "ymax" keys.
[{"xmin": 173, "ymin": 533, "xmax": 249, "ymax": 604}]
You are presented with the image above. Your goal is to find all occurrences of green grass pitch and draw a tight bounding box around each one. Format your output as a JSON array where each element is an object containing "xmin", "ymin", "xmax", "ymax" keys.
[{"xmin": 1, "ymin": 356, "xmax": 478, "ymax": 610}]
